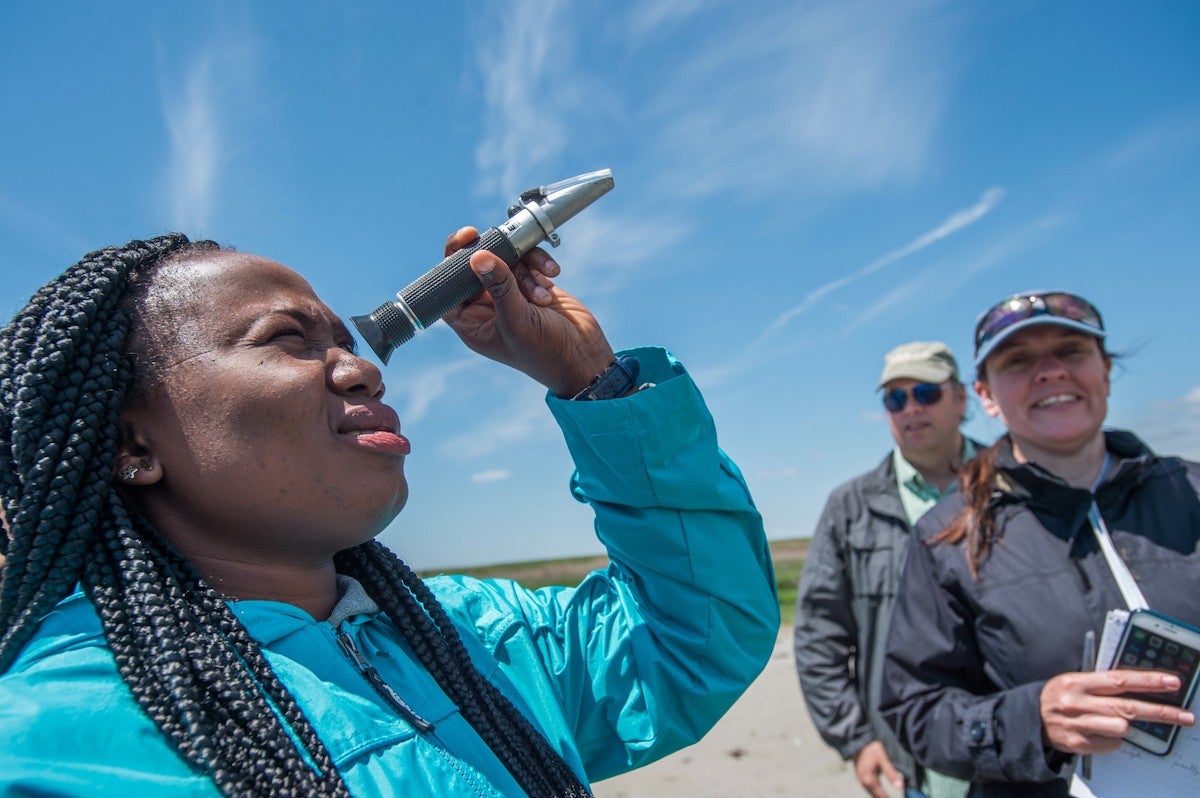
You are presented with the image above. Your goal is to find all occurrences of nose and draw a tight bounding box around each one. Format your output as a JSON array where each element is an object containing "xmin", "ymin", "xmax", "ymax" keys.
[
  {"xmin": 329, "ymin": 348, "xmax": 385, "ymax": 399},
  {"xmin": 1032, "ymin": 352, "xmax": 1069, "ymax": 382}
]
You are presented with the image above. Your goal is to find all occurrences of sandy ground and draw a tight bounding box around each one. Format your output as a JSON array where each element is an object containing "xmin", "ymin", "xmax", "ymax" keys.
[{"xmin": 592, "ymin": 629, "xmax": 872, "ymax": 798}]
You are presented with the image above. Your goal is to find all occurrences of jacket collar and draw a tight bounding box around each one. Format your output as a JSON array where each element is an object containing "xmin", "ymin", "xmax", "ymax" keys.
[
  {"xmin": 861, "ymin": 452, "xmax": 907, "ymax": 522},
  {"xmin": 862, "ymin": 437, "xmax": 987, "ymax": 524},
  {"xmin": 229, "ymin": 575, "xmax": 381, "ymax": 645},
  {"xmin": 992, "ymin": 429, "xmax": 1157, "ymax": 542}
]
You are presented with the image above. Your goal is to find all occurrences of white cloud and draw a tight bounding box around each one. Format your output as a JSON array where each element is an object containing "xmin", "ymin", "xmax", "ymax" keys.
[
  {"xmin": 156, "ymin": 27, "xmax": 262, "ymax": 235},
  {"xmin": 462, "ymin": 1, "xmax": 973, "ymax": 394},
  {"xmin": 1101, "ymin": 112, "xmax": 1200, "ymax": 174},
  {"xmin": 547, "ymin": 209, "xmax": 691, "ymax": 298},
  {"xmin": 471, "ymin": 0, "xmax": 574, "ymax": 201},
  {"xmin": 471, "ymin": 1, "xmax": 963, "ymax": 222},
  {"xmin": 842, "ymin": 210, "xmax": 1066, "ymax": 335},
  {"xmin": 439, "ymin": 381, "xmax": 557, "ymax": 461},
  {"xmin": 636, "ymin": 0, "xmax": 962, "ymax": 201},
  {"xmin": 1131, "ymin": 386, "xmax": 1200, "ymax": 461},
  {"xmin": 842, "ymin": 276, "xmax": 929, "ymax": 336},
  {"xmin": 471, "ymin": 469, "xmax": 513, "ymax": 483},
  {"xmin": 624, "ymin": 0, "xmax": 721, "ymax": 38},
  {"xmin": 755, "ymin": 186, "xmax": 1004, "ymax": 345},
  {"xmin": 161, "ymin": 54, "xmax": 220, "ymax": 233},
  {"xmin": 394, "ymin": 356, "xmax": 480, "ymax": 425}
]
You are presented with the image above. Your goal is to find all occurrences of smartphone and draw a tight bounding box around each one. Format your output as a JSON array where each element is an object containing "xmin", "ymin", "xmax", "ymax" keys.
[{"xmin": 1110, "ymin": 609, "xmax": 1200, "ymax": 755}]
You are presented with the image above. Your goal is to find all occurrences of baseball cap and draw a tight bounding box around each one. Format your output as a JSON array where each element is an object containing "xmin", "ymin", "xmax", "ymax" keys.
[{"xmin": 878, "ymin": 341, "xmax": 960, "ymax": 389}]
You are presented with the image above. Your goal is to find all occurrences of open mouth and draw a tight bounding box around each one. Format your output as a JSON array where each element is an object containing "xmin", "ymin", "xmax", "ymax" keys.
[{"xmin": 1034, "ymin": 393, "xmax": 1079, "ymax": 409}]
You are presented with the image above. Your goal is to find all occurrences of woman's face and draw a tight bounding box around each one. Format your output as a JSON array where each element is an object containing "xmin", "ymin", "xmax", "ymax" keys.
[
  {"xmin": 120, "ymin": 251, "xmax": 409, "ymax": 564},
  {"xmin": 975, "ymin": 325, "xmax": 1111, "ymax": 462}
]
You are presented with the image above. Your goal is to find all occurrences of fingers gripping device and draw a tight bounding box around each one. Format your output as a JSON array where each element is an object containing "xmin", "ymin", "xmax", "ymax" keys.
[{"xmin": 351, "ymin": 169, "xmax": 615, "ymax": 363}]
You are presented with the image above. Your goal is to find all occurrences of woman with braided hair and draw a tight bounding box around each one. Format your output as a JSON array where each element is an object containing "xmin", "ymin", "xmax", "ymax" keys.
[{"xmin": 0, "ymin": 231, "xmax": 779, "ymax": 796}]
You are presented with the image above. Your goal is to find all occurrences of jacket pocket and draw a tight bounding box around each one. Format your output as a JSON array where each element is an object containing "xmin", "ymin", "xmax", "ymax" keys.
[{"xmin": 847, "ymin": 526, "xmax": 900, "ymax": 601}]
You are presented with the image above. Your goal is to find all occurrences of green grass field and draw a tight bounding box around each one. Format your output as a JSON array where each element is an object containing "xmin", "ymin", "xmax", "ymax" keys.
[{"xmin": 421, "ymin": 537, "xmax": 808, "ymax": 627}]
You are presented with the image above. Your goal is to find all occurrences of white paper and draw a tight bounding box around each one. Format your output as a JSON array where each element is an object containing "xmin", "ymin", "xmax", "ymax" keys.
[{"xmin": 1096, "ymin": 609, "xmax": 1129, "ymax": 671}]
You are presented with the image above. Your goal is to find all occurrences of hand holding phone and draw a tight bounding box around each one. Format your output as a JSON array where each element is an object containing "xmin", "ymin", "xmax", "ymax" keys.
[{"xmin": 1109, "ymin": 610, "xmax": 1200, "ymax": 755}]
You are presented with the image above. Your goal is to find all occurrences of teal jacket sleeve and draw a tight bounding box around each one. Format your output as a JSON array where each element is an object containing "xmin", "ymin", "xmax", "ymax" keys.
[{"xmin": 432, "ymin": 347, "xmax": 779, "ymax": 781}]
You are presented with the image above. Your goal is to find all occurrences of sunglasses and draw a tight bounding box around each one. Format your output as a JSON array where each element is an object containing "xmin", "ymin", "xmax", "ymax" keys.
[
  {"xmin": 882, "ymin": 382, "xmax": 945, "ymax": 413},
  {"xmin": 974, "ymin": 292, "xmax": 1104, "ymax": 355}
]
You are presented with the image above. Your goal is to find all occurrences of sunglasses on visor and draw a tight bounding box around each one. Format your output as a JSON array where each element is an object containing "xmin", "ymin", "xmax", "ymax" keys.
[
  {"xmin": 974, "ymin": 292, "xmax": 1104, "ymax": 354},
  {"xmin": 882, "ymin": 382, "xmax": 944, "ymax": 413}
]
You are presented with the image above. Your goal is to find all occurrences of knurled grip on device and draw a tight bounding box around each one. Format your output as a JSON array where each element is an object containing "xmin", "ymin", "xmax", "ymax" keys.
[
  {"xmin": 351, "ymin": 227, "xmax": 520, "ymax": 363},
  {"xmin": 403, "ymin": 227, "xmax": 519, "ymax": 328}
]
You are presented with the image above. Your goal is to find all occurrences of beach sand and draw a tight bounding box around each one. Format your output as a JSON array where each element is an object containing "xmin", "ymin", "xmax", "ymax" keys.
[{"xmin": 593, "ymin": 629, "xmax": 873, "ymax": 797}]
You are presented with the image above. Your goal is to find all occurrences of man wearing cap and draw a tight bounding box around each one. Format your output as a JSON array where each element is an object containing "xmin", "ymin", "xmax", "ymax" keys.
[{"xmin": 794, "ymin": 342, "xmax": 979, "ymax": 798}]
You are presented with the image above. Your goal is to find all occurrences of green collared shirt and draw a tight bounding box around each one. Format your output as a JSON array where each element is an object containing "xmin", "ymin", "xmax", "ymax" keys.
[{"xmin": 892, "ymin": 437, "xmax": 977, "ymax": 526}]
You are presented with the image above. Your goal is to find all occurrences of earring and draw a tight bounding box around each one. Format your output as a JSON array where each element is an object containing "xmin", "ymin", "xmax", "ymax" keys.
[{"xmin": 119, "ymin": 465, "xmax": 139, "ymax": 482}]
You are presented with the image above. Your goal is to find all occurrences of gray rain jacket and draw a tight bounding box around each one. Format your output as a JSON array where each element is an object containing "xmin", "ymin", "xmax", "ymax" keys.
[
  {"xmin": 881, "ymin": 431, "xmax": 1200, "ymax": 797},
  {"xmin": 793, "ymin": 451, "xmax": 925, "ymax": 782}
]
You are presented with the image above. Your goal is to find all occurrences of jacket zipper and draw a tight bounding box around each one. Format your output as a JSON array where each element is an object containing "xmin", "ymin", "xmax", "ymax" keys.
[{"xmin": 336, "ymin": 631, "xmax": 435, "ymax": 733}]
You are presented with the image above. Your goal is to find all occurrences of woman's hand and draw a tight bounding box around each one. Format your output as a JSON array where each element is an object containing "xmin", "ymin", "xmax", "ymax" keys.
[
  {"xmin": 1040, "ymin": 669, "xmax": 1195, "ymax": 754},
  {"xmin": 441, "ymin": 227, "xmax": 616, "ymax": 397}
]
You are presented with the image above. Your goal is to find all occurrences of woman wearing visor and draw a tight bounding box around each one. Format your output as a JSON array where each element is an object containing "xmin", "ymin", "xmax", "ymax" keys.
[{"xmin": 880, "ymin": 291, "xmax": 1200, "ymax": 797}]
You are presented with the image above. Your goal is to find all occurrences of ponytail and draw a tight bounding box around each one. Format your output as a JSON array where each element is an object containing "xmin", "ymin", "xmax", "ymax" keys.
[{"xmin": 931, "ymin": 436, "xmax": 1007, "ymax": 578}]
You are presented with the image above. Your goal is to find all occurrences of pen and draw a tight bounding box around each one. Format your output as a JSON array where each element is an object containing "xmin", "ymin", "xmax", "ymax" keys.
[{"xmin": 1081, "ymin": 629, "xmax": 1096, "ymax": 780}]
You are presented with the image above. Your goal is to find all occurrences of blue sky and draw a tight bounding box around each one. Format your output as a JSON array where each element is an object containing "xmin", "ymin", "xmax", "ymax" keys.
[{"xmin": 3, "ymin": 1, "xmax": 1199, "ymax": 569}]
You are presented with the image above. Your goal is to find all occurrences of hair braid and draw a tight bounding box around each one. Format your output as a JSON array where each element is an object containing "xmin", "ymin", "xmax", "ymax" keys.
[
  {"xmin": 339, "ymin": 542, "xmax": 592, "ymax": 797},
  {"xmin": 1, "ymin": 236, "xmax": 350, "ymax": 797},
  {"xmin": 0, "ymin": 242, "xmax": 152, "ymax": 660}
]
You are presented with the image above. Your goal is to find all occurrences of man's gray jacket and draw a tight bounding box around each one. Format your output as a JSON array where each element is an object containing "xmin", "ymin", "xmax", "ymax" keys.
[{"xmin": 792, "ymin": 451, "xmax": 923, "ymax": 782}]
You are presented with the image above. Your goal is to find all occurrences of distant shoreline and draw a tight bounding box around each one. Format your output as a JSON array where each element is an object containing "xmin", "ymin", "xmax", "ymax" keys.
[{"xmin": 421, "ymin": 536, "xmax": 810, "ymax": 625}]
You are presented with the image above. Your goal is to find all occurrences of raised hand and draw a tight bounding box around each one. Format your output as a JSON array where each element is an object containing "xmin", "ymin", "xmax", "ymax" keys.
[{"xmin": 440, "ymin": 227, "xmax": 616, "ymax": 398}]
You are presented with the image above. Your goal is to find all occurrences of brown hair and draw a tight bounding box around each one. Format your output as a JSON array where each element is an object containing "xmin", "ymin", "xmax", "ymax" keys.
[{"xmin": 930, "ymin": 438, "xmax": 1005, "ymax": 578}]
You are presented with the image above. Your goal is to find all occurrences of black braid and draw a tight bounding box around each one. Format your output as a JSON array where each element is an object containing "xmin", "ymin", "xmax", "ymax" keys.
[
  {"xmin": 1, "ymin": 235, "xmax": 592, "ymax": 797},
  {"xmin": 0, "ymin": 236, "xmax": 348, "ymax": 797},
  {"xmin": 338, "ymin": 542, "xmax": 592, "ymax": 797}
]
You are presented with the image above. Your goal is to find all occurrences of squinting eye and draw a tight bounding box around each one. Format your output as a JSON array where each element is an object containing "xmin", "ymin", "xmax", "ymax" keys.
[
  {"xmin": 267, "ymin": 329, "xmax": 308, "ymax": 345},
  {"xmin": 997, "ymin": 354, "xmax": 1030, "ymax": 371}
]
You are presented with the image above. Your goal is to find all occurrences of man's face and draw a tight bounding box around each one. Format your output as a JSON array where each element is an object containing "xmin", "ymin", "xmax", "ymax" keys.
[{"xmin": 882, "ymin": 378, "xmax": 966, "ymax": 462}]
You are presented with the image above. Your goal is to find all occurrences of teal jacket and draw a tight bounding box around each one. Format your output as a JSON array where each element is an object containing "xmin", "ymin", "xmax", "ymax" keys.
[{"xmin": 0, "ymin": 347, "xmax": 779, "ymax": 796}]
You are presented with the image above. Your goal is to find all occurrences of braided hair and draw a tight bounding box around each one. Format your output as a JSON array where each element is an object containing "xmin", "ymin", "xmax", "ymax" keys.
[{"xmin": 0, "ymin": 234, "xmax": 589, "ymax": 797}]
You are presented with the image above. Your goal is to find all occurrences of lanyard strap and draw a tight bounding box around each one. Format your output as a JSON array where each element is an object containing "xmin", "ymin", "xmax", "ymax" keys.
[
  {"xmin": 1087, "ymin": 503, "xmax": 1148, "ymax": 611},
  {"xmin": 1087, "ymin": 452, "xmax": 1148, "ymax": 611}
]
